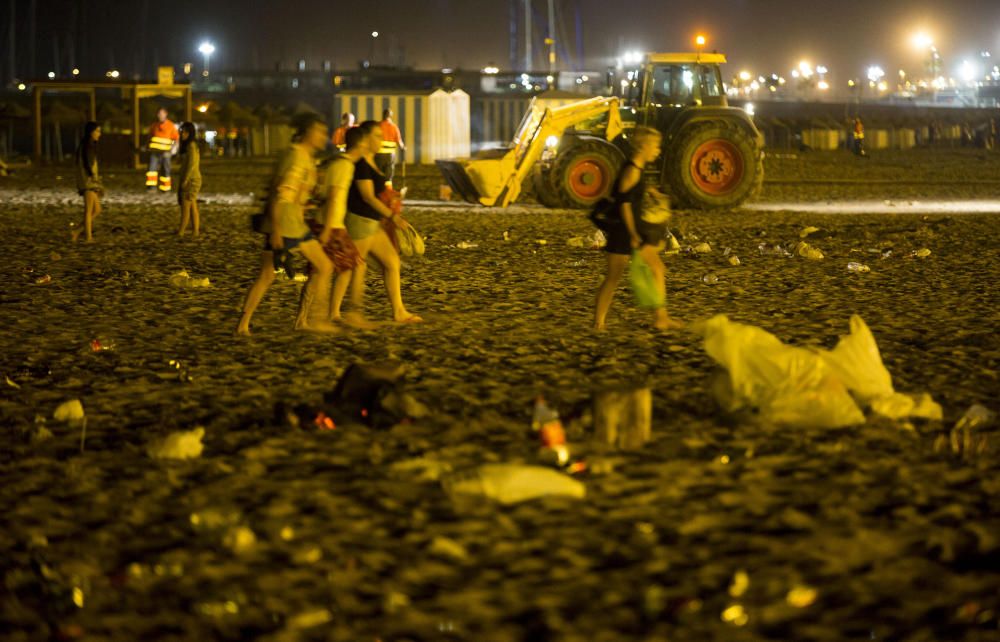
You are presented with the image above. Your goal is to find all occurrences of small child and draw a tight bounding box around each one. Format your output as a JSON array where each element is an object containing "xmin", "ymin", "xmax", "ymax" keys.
[
  {"xmin": 176, "ymin": 122, "xmax": 202, "ymax": 236},
  {"xmin": 593, "ymin": 126, "xmax": 683, "ymax": 331},
  {"xmin": 72, "ymin": 122, "xmax": 103, "ymax": 242}
]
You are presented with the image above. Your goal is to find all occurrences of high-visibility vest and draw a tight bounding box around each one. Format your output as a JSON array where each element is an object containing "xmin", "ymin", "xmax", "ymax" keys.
[
  {"xmin": 379, "ymin": 120, "xmax": 401, "ymax": 154},
  {"xmin": 149, "ymin": 120, "xmax": 178, "ymax": 152}
]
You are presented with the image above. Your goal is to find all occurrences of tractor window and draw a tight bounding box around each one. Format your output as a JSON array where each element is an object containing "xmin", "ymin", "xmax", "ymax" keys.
[
  {"xmin": 649, "ymin": 65, "xmax": 696, "ymax": 106},
  {"xmin": 698, "ymin": 65, "xmax": 722, "ymax": 97}
]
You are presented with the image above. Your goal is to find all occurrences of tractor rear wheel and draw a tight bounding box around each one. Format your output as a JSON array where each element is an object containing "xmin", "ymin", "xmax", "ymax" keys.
[
  {"xmin": 668, "ymin": 121, "xmax": 763, "ymax": 210},
  {"xmin": 550, "ymin": 140, "xmax": 624, "ymax": 209},
  {"xmin": 531, "ymin": 165, "xmax": 564, "ymax": 208}
]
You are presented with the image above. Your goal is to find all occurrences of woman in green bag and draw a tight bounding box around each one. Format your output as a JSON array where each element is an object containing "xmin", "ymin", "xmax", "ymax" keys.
[{"xmin": 593, "ymin": 127, "xmax": 683, "ymax": 331}]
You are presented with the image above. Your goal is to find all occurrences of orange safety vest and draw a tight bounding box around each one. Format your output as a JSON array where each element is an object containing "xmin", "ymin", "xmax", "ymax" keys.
[
  {"xmin": 149, "ymin": 120, "xmax": 179, "ymax": 151},
  {"xmin": 853, "ymin": 121, "xmax": 865, "ymax": 140},
  {"xmin": 379, "ymin": 120, "xmax": 402, "ymax": 153}
]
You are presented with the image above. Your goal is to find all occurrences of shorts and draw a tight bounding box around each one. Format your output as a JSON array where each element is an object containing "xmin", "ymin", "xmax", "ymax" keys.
[
  {"xmin": 345, "ymin": 212, "xmax": 382, "ymax": 240},
  {"xmin": 603, "ymin": 220, "xmax": 666, "ymax": 255},
  {"xmin": 78, "ymin": 187, "xmax": 104, "ymax": 197},
  {"xmin": 261, "ymin": 230, "xmax": 314, "ymax": 251}
]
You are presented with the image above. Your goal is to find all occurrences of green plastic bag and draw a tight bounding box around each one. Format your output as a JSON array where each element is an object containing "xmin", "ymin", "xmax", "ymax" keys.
[{"xmin": 628, "ymin": 251, "xmax": 664, "ymax": 309}]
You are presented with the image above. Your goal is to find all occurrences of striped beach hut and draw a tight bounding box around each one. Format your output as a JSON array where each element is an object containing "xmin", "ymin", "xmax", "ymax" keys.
[{"xmin": 333, "ymin": 89, "xmax": 470, "ymax": 165}]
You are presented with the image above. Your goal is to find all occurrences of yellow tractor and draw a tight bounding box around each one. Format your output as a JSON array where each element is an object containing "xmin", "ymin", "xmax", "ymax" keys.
[{"xmin": 437, "ymin": 52, "xmax": 764, "ymax": 210}]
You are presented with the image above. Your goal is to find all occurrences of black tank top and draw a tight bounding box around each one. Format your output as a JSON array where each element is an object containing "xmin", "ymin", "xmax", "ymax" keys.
[
  {"xmin": 348, "ymin": 158, "xmax": 388, "ymax": 221},
  {"xmin": 612, "ymin": 161, "xmax": 645, "ymax": 221}
]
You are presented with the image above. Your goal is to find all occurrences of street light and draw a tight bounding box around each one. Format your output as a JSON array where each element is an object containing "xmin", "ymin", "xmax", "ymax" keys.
[{"xmin": 198, "ymin": 42, "xmax": 216, "ymax": 78}]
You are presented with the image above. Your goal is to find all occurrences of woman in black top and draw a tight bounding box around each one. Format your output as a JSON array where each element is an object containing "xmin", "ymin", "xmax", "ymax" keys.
[
  {"xmin": 334, "ymin": 120, "xmax": 422, "ymax": 325},
  {"xmin": 72, "ymin": 122, "xmax": 103, "ymax": 242},
  {"xmin": 594, "ymin": 126, "xmax": 683, "ymax": 331}
]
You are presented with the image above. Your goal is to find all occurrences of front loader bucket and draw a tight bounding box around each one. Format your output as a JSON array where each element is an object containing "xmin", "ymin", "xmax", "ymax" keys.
[{"xmin": 436, "ymin": 159, "xmax": 482, "ymax": 204}]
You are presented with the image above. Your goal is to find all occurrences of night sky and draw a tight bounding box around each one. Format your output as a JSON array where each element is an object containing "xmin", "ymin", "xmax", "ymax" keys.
[{"xmin": 5, "ymin": 0, "xmax": 1000, "ymax": 82}]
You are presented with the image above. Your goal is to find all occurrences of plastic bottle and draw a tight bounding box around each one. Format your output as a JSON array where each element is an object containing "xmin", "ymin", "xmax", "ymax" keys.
[{"xmin": 847, "ymin": 262, "xmax": 871, "ymax": 273}]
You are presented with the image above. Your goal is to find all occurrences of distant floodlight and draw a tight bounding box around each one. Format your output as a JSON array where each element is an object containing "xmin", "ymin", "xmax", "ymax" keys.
[
  {"xmin": 695, "ymin": 34, "xmax": 707, "ymax": 47},
  {"xmin": 198, "ymin": 42, "xmax": 215, "ymax": 56},
  {"xmin": 72, "ymin": 68, "xmax": 80, "ymax": 75},
  {"xmin": 912, "ymin": 32, "xmax": 933, "ymax": 49},
  {"xmin": 47, "ymin": 71, "xmax": 55, "ymax": 79},
  {"xmin": 371, "ymin": 31, "xmax": 379, "ymax": 38},
  {"xmin": 867, "ymin": 65, "xmax": 885, "ymax": 82}
]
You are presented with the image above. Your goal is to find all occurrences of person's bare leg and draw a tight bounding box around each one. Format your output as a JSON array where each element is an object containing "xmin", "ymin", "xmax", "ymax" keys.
[
  {"xmin": 336, "ymin": 234, "xmax": 377, "ymax": 327},
  {"xmin": 178, "ymin": 199, "xmax": 190, "ymax": 235},
  {"xmin": 293, "ymin": 241, "xmax": 339, "ymax": 333},
  {"xmin": 330, "ymin": 268, "xmax": 353, "ymax": 320},
  {"xmin": 639, "ymin": 244, "xmax": 683, "ymax": 330},
  {"xmin": 83, "ymin": 192, "xmax": 98, "ymax": 242},
  {"xmin": 191, "ymin": 199, "xmax": 200, "ymax": 236},
  {"xmin": 369, "ymin": 230, "xmax": 419, "ymax": 322},
  {"xmin": 594, "ymin": 254, "xmax": 628, "ymax": 330},
  {"xmin": 72, "ymin": 194, "xmax": 89, "ymax": 242},
  {"xmin": 235, "ymin": 251, "xmax": 275, "ymax": 336}
]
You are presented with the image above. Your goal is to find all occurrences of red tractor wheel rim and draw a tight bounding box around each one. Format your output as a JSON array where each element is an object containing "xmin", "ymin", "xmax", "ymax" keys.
[
  {"xmin": 568, "ymin": 158, "xmax": 612, "ymax": 200},
  {"xmin": 690, "ymin": 139, "xmax": 744, "ymax": 195}
]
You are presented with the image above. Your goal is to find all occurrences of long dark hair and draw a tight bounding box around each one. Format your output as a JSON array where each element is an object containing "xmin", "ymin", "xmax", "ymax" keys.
[
  {"xmin": 78, "ymin": 121, "xmax": 99, "ymax": 174},
  {"xmin": 178, "ymin": 121, "xmax": 197, "ymax": 154}
]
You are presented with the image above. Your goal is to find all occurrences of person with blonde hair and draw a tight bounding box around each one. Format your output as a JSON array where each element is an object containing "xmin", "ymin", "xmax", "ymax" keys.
[{"xmin": 594, "ymin": 126, "xmax": 682, "ymax": 331}]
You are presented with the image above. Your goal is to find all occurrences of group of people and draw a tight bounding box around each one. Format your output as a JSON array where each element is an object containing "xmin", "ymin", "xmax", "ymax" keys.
[
  {"xmin": 332, "ymin": 109, "xmax": 406, "ymax": 185},
  {"xmin": 234, "ymin": 113, "xmax": 421, "ymax": 336},
  {"xmin": 73, "ymin": 109, "xmax": 682, "ymax": 333},
  {"xmin": 72, "ymin": 111, "xmax": 202, "ymax": 242}
]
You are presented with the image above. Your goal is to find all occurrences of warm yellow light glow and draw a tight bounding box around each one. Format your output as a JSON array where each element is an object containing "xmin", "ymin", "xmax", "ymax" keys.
[
  {"xmin": 17, "ymin": 82, "xmax": 26, "ymax": 90},
  {"xmin": 197, "ymin": 104, "xmax": 209, "ymax": 113},
  {"xmin": 695, "ymin": 34, "xmax": 706, "ymax": 47},
  {"xmin": 818, "ymin": 80, "xmax": 830, "ymax": 90},
  {"xmin": 71, "ymin": 68, "xmax": 79, "ymax": 76},
  {"xmin": 912, "ymin": 32, "xmax": 933, "ymax": 49},
  {"xmin": 738, "ymin": 70, "xmax": 751, "ymax": 81}
]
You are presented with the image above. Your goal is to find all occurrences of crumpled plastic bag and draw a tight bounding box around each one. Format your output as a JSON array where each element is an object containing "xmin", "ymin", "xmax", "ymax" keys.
[
  {"xmin": 169, "ymin": 270, "xmax": 211, "ymax": 288},
  {"xmin": 147, "ymin": 427, "xmax": 205, "ymax": 459},
  {"xmin": 699, "ymin": 314, "xmax": 940, "ymax": 428},
  {"xmin": 820, "ymin": 315, "xmax": 894, "ymax": 405},
  {"xmin": 821, "ymin": 315, "xmax": 941, "ymax": 420},
  {"xmin": 53, "ymin": 399, "xmax": 85, "ymax": 422},
  {"xmin": 444, "ymin": 464, "xmax": 585, "ymax": 505},
  {"xmin": 700, "ymin": 315, "xmax": 864, "ymax": 428}
]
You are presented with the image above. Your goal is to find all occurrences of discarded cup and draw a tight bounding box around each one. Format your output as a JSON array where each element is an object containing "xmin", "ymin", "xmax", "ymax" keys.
[
  {"xmin": 728, "ymin": 256, "xmax": 741, "ymax": 266},
  {"xmin": 702, "ymin": 273, "xmax": 720, "ymax": 285},
  {"xmin": 954, "ymin": 404, "xmax": 996, "ymax": 431},
  {"xmin": 846, "ymin": 262, "xmax": 870, "ymax": 273}
]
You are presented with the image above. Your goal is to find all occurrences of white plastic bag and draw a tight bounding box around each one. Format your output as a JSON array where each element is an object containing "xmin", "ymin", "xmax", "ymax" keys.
[
  {"xmin": 445, "ymin": 464, "xmax": 585, "ymax": 505},
  {"xmin": 699, "ymin": 315, "xmax": 865, "ymax": 428},
  {"xmin": 821, "ymin": 315, "xmax": 894, "ymax": 405}
]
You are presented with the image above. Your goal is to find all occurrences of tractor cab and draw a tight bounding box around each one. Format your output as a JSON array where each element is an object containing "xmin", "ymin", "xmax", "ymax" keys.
[{"xmin": 618, "ymin": 52, "xmax": 729, "ymax": 134}]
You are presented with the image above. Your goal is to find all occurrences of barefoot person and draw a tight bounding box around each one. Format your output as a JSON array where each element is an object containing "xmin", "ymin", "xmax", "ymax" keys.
[
  {"xmin": 235, "ymin": 114, "xmax": 338, "ymax": 336},
  {"xmin": 72, "ymin": 122, "xmax": 103, "ymax": 242},
  {"xmin": 176, "ymin": 122, "xmax": 202, "ymax": 236},
  {"xmin": 594, "ymin": 127, "xmax": 682, "ymax": 331},
  {"xmin": 331, "ymin": 120, "xmax": 421, "ymax": 325},
  {"xmin": 308, "ymin": 126, "xmax": 366, "ymax": 321}
]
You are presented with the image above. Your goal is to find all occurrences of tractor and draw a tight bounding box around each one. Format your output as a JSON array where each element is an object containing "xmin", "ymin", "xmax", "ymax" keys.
[{"xmin": 437, "ymin": 52, "xmax": 764, "ymax": 210}]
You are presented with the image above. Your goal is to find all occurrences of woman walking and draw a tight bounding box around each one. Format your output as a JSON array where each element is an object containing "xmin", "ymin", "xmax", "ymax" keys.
[
  {"xmin": 72, "ymin": 122, "xmax": 103, "ymax": 242},
  {"xmin": 235, "ymin": 114, "xmax": 338, "ymax": 336},
  {"xmin": 331, "ymin": 120, "xmax": 421, "ymax": 325},
  {"xmin": 176, "ymin": 122, "xmax": 202, "ymax": 236},
  {"xmin": 594, "ymin": 126, "xmax": 683, "ymax": 331}
]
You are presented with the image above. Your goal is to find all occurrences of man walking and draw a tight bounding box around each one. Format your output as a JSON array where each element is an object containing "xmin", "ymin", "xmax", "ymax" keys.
[
  {"xmin": 376, "ymin": 108, "xmax": 406, "ymax": 186},
  {"xmin": 147, "ymin": 107, "xmax": 179, "ymax": 192},
  {"xmin": 331, "ymin": 112, "xmax": 355, "ymax": 152}
]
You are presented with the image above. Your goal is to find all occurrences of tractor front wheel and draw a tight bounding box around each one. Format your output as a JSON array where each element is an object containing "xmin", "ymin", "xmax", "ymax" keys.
[{"xmin": 550, "ymin": 140, "xmax": 624, "ymax": 209}]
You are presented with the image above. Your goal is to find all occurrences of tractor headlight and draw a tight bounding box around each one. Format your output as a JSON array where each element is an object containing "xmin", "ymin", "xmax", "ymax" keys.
[{"xmin": 545, "ymin": 135, "xmax": 560, "ymax": 150}]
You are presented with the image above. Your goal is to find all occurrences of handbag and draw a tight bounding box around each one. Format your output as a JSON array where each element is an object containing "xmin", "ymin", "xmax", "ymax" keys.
[
  {"xmin": 641, "ymin": 190, "xmax": 672, "ymax": 225},
  {"xmin": 383, "ymin": 217, "xmax": 425, "ymax": 257}
]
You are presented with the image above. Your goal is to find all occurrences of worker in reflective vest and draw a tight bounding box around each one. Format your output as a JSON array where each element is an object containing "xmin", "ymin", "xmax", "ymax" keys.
[
  {"xmin": 376, "ymin": 108, "xmax": 405, "ymax": 186},
  {"xmin": 147, "ymin": 107, "xmax": 179, "ymax": 191},
  {"xmin": 852, "ymin": 117, "xmax": 866, "ymax": 157},
  {"xmin": 331, "ymin": 112, "xmax": 355, "ymax": 152}
]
